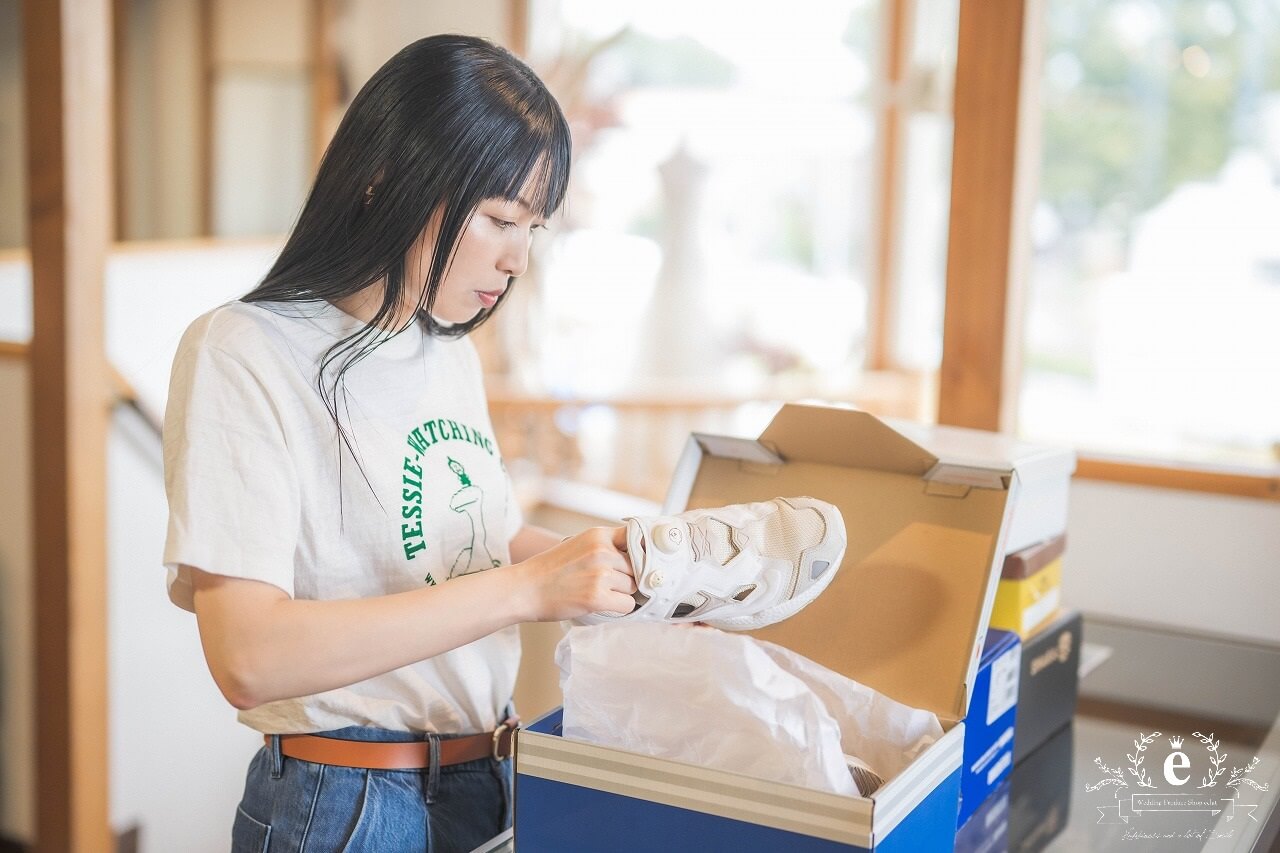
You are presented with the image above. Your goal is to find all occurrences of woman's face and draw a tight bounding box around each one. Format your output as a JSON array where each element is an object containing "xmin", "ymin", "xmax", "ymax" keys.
[{"xmin": 406, "ymin": 196, "xmax": 546, "ymax": 325}]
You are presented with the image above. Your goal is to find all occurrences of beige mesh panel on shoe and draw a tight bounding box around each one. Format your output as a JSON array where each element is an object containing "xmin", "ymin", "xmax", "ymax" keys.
[
  {"xmin": 690, "ymin": 501, "xmax": 827, "ymax": 574},
  {"xmin": 689, "ymin": 517, "xmax": 740, "ymax": 566},
  {"xmin": 748, "ymin": 503, "xmax": 827, "ymax": 574}
]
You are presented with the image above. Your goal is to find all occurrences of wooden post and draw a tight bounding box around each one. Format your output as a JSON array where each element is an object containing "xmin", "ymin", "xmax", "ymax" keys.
[
  {"xmin": 197, "ymin": 0, "xmax": 214, "ymax": 235},
  {"xmin": 310, "ymin": 0, "xmax": 340, "ymax": 168},
  {"xmin": 22, "ymin": 0, "xmax": 114, "ymax": 849},
  {"xmin": 938, "ymin": 0, "xmax": 1045, "ymax": 432},
  {"xmin": 508, "ymin": 0, "xmax": 530, "ymax": 56},
  {"xmin": 867, "ymin": 0, "xmax": 912, "ymax": 371}
]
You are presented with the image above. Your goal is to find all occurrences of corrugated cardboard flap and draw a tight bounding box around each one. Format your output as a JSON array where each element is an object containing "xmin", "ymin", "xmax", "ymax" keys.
[
  {"xmin": 759, "ymin": 403, "xmax": 937, "ymax": 477},
  {"xmin": 670, "ymin": 403, "xmax": 1018, "ymax": 724}
]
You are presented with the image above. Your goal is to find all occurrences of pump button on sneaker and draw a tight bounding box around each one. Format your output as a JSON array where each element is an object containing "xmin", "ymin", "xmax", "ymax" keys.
[{"xmin": 654, "ymin": 523, "xmax": 683, "ymax": 554}]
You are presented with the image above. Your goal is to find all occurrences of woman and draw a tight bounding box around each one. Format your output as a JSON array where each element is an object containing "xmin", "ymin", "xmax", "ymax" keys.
[{"xmin": 162, "ymin": 34, "xmax": 636, "ymax": 852}]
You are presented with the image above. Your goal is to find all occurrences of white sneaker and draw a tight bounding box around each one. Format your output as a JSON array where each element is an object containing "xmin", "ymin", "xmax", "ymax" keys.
[{"xmin": 577, "ymin": 496, "xmax": 846, "ymax": 631}]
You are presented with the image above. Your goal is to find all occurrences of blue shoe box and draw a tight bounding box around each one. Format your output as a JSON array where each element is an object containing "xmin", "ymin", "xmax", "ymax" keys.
[
  {"xmin": 514, "ymin": 404, "xmax": 1072, "ymax": 852},
  {"xmin": 957, "ymin": 629, "xmax": 1021, "ymax": 827},
  {"xmin": 955, "ymin": 778, "xmax": 1011, "ymax": 853},
  {"xmin": 517, "ymin": 707, "xmax": 963, "ymax": 852}
]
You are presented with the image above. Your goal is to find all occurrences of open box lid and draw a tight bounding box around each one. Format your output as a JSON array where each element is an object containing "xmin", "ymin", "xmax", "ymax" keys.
[{"xmin": 664, "ymin": 402, "xmax": 1020, "ymax": 723}]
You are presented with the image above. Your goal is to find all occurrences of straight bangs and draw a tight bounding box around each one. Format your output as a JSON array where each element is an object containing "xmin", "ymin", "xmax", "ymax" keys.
[
  {"xmin": 416, "ymin": 97, "xmax": 571, "ymax": 338},
  {"xmin": 493, "ymin": 127, "xmax": 572, "ymax": 219},
  {"xmin": 470, "ymin": 103, "xmax": 572, "ymax": 220}
]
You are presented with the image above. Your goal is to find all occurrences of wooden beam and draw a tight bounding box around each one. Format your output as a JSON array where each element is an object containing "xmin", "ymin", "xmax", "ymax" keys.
[
  {"xmin": 112, "ymin": 0, "xmax": 128, "ymax": 241},
  {"xmin": 508, "ymin": 0, "xmax": 530, "ymax": 56},
  {"xmin": 1075, "ymin": 456, "xmax": 1280, "ymax": 502},
  {"xmin": 196, "ymin": 0, "xmax": 213, "ymax": 235},
  {"xmin": 867, "ymin": 0, "xmax": 911, "ymax": 371},
  {"xmin": 938, "ymin": 0, "xmax": 1044, "ymax": 431},
  {"xmin": 22, "ymin": 0, "xmax": 114, "ymax": 849},
  {"xmin": 309, "ymin": 0, "xmax": 340, "ymax": 168}
]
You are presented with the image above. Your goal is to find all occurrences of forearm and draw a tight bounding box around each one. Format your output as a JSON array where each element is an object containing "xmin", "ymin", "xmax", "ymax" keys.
[
  {"xmin": 509, "ymin": 523, "xmax": 564, "ymax": 564},
  {"xmin": 195, "ymin": 565, "xmax": 533, "ymax": 710},
  {"xmin": 192, "ymin": 526, "xmax": 635, "ymax": 712}
]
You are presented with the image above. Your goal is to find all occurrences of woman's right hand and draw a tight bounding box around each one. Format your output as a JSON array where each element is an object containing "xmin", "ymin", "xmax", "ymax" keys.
[{"xmin": 515, "ymin": 525, "xmax": 637, "ymax": 622}]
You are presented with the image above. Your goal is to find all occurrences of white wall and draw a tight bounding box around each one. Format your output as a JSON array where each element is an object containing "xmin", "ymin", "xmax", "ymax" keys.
[
  {"xmin": 1063, "ymin": 479, "xmax": 1280, "ymax": 646},
  {"xmin": 108, "ymin": 405, "xmax": 263, "ymax": 851}
]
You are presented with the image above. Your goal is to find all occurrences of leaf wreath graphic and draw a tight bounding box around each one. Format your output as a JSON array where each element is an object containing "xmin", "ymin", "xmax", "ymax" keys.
[
  {"xmin": 1194, "ymin": 731, "xmax": 1228, "ymax": 788},
  {"xmin": 1227, "ymin": 756, "xmax": 1271, "ymax": 792},
  {"xmin": 1127, "ymin": 731, "xmax": 1161, "ymax": 788},
  {"xmin": 1084, "ymin": 756, "xmax": 1129, "ymax": 791},
  {"xmin": 1086, "ymin": 731, "xmax": 1161, "ymax": 791}
]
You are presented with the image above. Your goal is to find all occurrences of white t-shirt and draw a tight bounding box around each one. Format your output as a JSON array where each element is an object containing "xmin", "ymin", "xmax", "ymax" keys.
[{"xmin": 162, "ymin": 299, "xmax": 523, "ymax": 735}]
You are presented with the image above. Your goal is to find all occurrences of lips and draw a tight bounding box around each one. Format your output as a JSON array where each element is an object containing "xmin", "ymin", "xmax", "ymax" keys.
[{"xmin": 476, "ymin": 289, "xmax": 504, "ymax": 308}]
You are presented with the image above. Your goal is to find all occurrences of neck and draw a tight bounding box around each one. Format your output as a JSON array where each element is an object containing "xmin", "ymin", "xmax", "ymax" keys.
[{"xmin": 329, "ymin": 282, "xmax": 415, "ymax": 330}]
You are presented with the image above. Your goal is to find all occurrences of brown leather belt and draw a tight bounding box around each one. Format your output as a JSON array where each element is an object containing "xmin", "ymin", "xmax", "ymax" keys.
[{"xmin": 267, "ymin": 718, "xmax": 518, "ymax": 770}]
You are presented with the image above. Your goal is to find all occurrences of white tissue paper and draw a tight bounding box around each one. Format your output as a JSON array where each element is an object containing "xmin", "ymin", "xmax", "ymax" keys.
[{"xmin": 557, "ymin": 623, "xmax": 944, "ymax": 797}]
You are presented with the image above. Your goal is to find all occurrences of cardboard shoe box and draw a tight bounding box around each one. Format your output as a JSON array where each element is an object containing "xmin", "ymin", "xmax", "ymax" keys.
[
  {"xmin": 1008, "ymin": 722, "xmax": 1073, "ymax": 852},
  {"xmin": 1012, "ymin": 609, "xmax": 1081, "ymax": 765},
  {"xmin": 955, "ymin": 778, "xmax": 1010, "ymax": 853},
  {"xmin": 989, "ymin": 535, "xmax": 1066, "ymax": 638},
  {"xmin": 879, "ymin": 418, "xmax": 1075, "ymax": 555},
  {"xmin": 514, "ymin": 404, "xmax": 1073, "ymax": 852},
  {"xmin": 958, "ymin": 629, "xmax": 1021, "ymax": 828}
]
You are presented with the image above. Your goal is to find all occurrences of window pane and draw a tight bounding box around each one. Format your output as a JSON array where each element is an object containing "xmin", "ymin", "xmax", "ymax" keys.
[
  {"xmin": 1021, "ymin": 0, "xmax": 1280, "ymax": 468},
  {"xmin": 524, "ymin": 0, "xmax": 880, "ymax": 399}
]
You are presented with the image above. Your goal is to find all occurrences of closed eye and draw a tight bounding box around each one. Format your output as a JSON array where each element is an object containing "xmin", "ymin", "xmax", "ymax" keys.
[{"xmin": 491, "ymin": 217, "xmax": 517, "ymax": 229}]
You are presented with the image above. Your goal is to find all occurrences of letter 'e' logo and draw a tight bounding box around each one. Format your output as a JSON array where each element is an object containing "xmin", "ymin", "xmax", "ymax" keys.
[{"xmin": 1164, "ymin": 737, "xmax": 1190, "ymax": 785}]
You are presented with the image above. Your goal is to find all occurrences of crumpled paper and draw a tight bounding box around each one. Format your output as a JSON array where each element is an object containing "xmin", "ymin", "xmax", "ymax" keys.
[{"xmin": 557, "ymin": 623, "xmax": 943, "ymax": 797}]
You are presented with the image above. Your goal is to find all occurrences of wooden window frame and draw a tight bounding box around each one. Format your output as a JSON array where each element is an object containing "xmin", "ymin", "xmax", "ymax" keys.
[{"xmin": 938, "ymin": 0, "xmax": 1279, "ymax": 501}]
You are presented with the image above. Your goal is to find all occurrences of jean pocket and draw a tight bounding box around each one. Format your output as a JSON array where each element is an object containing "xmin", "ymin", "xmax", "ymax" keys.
[{"xmin": 232, "ymin": 805, "xmax": 272, "ymax": 853}]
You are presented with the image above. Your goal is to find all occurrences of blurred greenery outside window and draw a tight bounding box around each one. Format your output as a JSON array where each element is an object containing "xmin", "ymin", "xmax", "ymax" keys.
[
  {"xmin": 1020, "ymin": 0, "xmax": 1280, "ymax": 469},
  {"xmin": 517, "ymin": 0, "xmax": 956, "ymax": 408}
]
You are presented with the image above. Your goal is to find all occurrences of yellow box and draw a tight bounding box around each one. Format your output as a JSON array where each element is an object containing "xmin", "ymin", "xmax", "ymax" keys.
[{"xmin": 990, "ymin": 557, "xmax": 1062, "ymax": 638}]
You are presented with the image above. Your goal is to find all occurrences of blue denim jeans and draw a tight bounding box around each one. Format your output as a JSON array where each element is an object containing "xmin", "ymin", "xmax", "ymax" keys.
[{"xmin": 231, "ymin": 726, "xmax": 512, "ymax": 853}]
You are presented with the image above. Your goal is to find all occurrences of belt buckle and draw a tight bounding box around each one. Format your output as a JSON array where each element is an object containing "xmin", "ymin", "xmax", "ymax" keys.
[{"xmin": 491, "ymin": 718, "xmax": 518, "ymax": 761}]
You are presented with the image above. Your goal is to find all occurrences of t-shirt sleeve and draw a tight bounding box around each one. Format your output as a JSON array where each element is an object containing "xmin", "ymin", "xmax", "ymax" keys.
[
  {"xmin": 503, "ymin": 463, "xmax": 525, "ymax": 544},
  {"xmin": 162, "ymin": 325, "xmax": 300, "ymax": 612}
]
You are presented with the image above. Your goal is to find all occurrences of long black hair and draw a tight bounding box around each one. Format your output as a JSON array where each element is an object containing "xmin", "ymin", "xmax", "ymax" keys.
[{"xmin": 243, "ymin": 34, "xmax": 571, "ymax": 501}]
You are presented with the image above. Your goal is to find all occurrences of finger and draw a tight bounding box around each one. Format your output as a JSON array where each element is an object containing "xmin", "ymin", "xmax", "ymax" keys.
[
  {"xmin": 610, "ymin": 524, "xmax": 628, "ymax": 552},
  {"xmin": 609, "ymin": 568, "xmax": 638, "ymax": 595},
  {"xmin": 615, "ymin": 552, "xmax": 635, "ymax": 578},
  {"xmin": 603, "ymin": 591, "xmax": 637, "ymax": 615}
]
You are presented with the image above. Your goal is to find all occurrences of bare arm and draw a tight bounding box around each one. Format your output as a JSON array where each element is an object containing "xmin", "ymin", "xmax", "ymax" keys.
[
  {"xmin": 508, "ymin": 523, "xmax": 566, "ymax": 564},
  {"xmin": 190, "ymin": 525, "xmax": 634, "ymax": 711}
]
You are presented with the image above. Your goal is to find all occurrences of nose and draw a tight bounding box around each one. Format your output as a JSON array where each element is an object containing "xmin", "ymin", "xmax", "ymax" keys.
[{"xmin": 499, "ymin": 230, "xmax": 531, "ymax": 278}]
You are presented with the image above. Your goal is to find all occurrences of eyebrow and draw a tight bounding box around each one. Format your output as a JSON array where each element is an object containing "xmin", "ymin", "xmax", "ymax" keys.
[{"xmin": 511, "ymin": 197, "xmax": 549, "ymax": 221}]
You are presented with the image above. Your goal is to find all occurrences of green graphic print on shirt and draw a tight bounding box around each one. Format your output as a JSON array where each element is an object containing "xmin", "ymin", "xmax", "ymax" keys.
[
  {"xmin": 445, "ymin": 457, "xmax": 501, "ymax": 578},
  {"xmin": 398, "ymin": 416, "xmax": 503, "ymax": 585}
]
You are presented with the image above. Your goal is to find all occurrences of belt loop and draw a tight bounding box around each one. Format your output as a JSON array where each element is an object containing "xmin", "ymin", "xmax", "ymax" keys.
[
  {"xmin": 424, "ymin": 733, "xmax": 442, "ymax": 804},
  {"xmin": 491, "ymin": 754, "xmax": 513, "ymax": 829},
  {"xmin": 269, "ymin": 735, "xmax": 283, "ymax": 779}
]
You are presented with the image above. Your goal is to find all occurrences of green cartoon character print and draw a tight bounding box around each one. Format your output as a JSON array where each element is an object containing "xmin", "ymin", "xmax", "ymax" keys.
[
  {"xmin": 399, "ymin": 416, "xmax": 507, "ymax": 586},
  {"xmin": 446, "ymin": 456, "xmax": 501, "ymax": 578}
]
